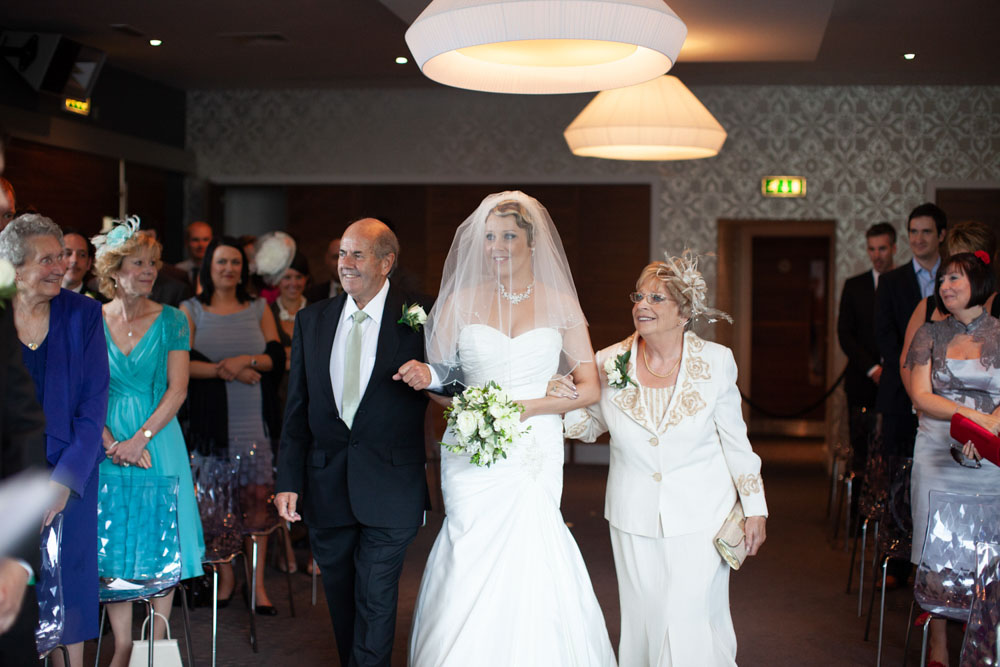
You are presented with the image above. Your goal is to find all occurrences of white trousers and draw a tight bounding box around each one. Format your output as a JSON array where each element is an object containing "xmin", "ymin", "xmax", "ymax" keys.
[{"xmin": 610, "ymin": 524, "xmax": 737, "ymax": 667}]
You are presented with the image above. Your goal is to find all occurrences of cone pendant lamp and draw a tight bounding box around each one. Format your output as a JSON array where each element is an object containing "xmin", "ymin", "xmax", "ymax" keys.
[
  {"xmin": 405, "ymin": 0, "xmax": 687, "ymax": 94},
  {"xmin": 564, "ymin": 75, "xmax": 727, "ymax": 160}
]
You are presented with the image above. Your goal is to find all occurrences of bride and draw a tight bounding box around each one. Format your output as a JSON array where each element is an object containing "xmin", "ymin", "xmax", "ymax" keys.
[{"xmin": 407, "ymin": 191, "xmax": 616, "ymax": 666}]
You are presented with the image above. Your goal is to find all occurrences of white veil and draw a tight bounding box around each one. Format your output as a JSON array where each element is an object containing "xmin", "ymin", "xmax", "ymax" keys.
[{"xmin": 425, "ymin": 191, "xmax": 593, "ymax": 388}]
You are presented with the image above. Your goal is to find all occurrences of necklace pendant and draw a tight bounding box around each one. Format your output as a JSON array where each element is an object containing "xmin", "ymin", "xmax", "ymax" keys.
[
  {"xmin": 127, "ymin": 331, "xmax": 133, "ymax": 337},
  {"xmin": 27, "ymin": 342, "xmax": 38, "ymax": 351}
]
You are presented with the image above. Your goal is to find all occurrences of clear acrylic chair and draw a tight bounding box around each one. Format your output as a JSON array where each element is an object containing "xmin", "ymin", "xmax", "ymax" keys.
[
  {"xmin": 192, "ymin": 453, "xmax": 249, "ymax": 666},
  {"xmin": 902, "ymin": 491, "xmax": 1000, "ymax": 667},
  {"xmin": 862, "ymin": 456, "xmax": 912, "ymax": 667},
  {"xmin": 93, "ymin": 474, "xmax": 193, "ymax": 667},
  {"xmin": 959, "ymin": 541, "xmax": 1000, "ymax": 666},
  {"xmin": 847, "ymin": 430, "xmax": 891, "ymax": 617},
  {"xmin": 36, "ymin": 513, "xmax": 69, "ymax": 665}
]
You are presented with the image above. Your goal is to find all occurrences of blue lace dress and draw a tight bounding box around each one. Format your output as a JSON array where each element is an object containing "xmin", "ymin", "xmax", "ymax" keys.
[{"xmin": 99, "ymin": 306, "xmax": 205, "ymax": 579}]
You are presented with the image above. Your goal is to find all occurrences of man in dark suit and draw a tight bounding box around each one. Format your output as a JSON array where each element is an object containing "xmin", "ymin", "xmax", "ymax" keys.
[
  {"xmin": 874, "ymin": 203, "xmax": 947, "ymax": 460},
  {"xmin": 838, "ymin": 222, "xmax": 896, "ymax": 521},
  {"xmin": 305, "ymin": 237, "xmax": 342, "ymax": 303},
  {"xmin": 275, "ymin": 218, "xmax": 430, "ymax": 666},
  {"xmin": 0, "ymin": 304, "xmax": 47, "ymax": 664}
]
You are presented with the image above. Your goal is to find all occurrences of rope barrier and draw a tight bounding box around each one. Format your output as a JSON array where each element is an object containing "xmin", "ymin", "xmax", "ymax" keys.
[{"xmin": 739, "ymin": 367, "xmax": 847, "ymax": 419}]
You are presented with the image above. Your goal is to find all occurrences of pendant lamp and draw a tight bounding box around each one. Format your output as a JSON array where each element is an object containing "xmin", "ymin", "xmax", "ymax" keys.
[
  {"xmin": 405, "ymin": 0, "xmax": 687, "ymax": 94},
  {"xmin": 563, "ymin": 75, "xmax": 727, "ymax": 160}
]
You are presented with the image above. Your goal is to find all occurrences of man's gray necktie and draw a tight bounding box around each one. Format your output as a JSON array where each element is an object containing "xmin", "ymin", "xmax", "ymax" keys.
[{"xmin": 341, "ymin": 310, "xmax": 369, "ymax": 428}]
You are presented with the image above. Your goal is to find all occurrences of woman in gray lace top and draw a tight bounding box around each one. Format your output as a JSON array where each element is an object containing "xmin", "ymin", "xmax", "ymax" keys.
[{"xmin": 904, "ymin": 251, "xmax": 1000, "ymax": 665}]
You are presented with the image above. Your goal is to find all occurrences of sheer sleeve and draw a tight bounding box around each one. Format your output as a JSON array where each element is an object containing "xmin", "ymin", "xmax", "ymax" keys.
[
  {"xmin": 904, "ymin": 322, "xmax": 934, "ymax": 369},
  {"xmin": 163, "ymin": 306, "xmax": 191, "ymax": 352}
]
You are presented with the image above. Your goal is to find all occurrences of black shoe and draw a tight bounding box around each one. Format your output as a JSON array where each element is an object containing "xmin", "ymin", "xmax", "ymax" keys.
[
  {"xmin": 217, "ymin": 594, "xmax": 233, "ymax": 609},
  {"xmin": 255, "ymin": 605, "xmax": 278, "ymax": 616}
]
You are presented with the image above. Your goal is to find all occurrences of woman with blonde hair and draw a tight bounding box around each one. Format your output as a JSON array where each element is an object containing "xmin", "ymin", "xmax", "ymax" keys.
[
  {"xmin": 93, "ymin": 219, "xmax": 204, "ymax": 667},
  {"xmin": 564, "ymin": 252, "xmax": 768, "ymax": 666}
]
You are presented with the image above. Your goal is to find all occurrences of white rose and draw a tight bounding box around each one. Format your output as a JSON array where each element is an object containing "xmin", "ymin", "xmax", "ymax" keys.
[
  {"xmin": 607, "ymin": 369, "xmax": 623, "ymax": 386},
  {"xmin": 0, "ymin": 259, "xmax": 14, "ymax": 287},
  {"xmin": 407, "ymin": 304, "xmax": 427, "ymax": 324},
  {"xmin": 489, "ymin": 403, "xmax": 505, "ymax": 419},
  {"xmin": 456, "ymin": 410, "xmax": 478, "ymax": 438}
]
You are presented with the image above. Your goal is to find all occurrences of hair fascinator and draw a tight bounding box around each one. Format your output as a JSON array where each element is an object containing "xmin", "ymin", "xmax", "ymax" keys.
[
  {"xmin": 658, "ymin": 249, "xmax": 733, "ymax": 324},
  {"xmin": 254, "ymin": 231, "xmax": 297, "ymax": 286},
  {"xmin": 91, "ymin": 216, "xmax": 141, "ymax": 257},
  {"xmin": 974, "ymin": 250, "xmax": 991, "ymax": 265}
]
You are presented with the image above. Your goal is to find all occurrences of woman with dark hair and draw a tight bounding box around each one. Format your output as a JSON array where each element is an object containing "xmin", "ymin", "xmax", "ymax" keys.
[
  {"xmin": 181, "ymin": 236, "xmax": 285, "ymax": 613},
  {"xmin": 905, "ymin": 250, "xmax": 1000, "ymax": 665},
  {"xmin": 270, "ymin": 250, "xmax": 310, "ymax": 379}
]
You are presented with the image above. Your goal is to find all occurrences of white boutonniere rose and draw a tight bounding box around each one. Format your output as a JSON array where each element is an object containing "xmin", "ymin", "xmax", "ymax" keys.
[
  {"xmin": 398, "ymin": 303, "xmax": 427, "ymax": 332},
  {"xmin": 604, "ymin": 350, "xmax": 636, "ymax": 390}
]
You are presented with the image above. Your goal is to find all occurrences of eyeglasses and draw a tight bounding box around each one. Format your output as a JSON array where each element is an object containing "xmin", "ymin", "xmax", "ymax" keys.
[{"xmin": 629, "ymin": 292, "xmax": 670, "ymax": 305}]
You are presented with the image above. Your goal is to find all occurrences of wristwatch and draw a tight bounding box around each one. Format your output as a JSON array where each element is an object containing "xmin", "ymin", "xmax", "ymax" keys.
[
  {"xmin": 250, "ymin": 357, "xmax": 258, "ymax": 367},
  {"xmin": 142, "ymin": 428, "xmax": 153, "ymax": 440}
]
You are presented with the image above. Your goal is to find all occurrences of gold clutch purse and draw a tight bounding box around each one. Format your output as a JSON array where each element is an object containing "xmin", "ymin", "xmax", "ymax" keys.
[{"xmin": 714, "ymin": 498, "xmax": 747, "ymax": 570}]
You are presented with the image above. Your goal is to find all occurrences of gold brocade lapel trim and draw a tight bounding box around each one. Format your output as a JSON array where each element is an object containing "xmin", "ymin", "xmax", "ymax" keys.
[
  {"xmin": 609, "ymin": 333, "xmax": 658, "ymax": 434},
  {"xmin": 659, "ymin": 332, "xmax": 710, "ymax": 432}
]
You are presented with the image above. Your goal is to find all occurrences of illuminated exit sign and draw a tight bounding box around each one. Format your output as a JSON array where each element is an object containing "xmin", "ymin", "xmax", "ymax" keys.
[
  {"xmin": 761, "ymin": 176, "xmax": 806, "ymax": 198},
  {"xmin": 64, "ymin": 98, "xmax": 91, "ymax": 116}
]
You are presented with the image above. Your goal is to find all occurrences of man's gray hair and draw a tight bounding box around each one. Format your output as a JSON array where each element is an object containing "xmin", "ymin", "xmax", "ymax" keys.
[
  {"xmin": 372, "ymin": 224, "xmax": 400, "ymax": 274},
  {"xmin": 0, "ymin": 213, "xmax": 64, "ymax": 266}
]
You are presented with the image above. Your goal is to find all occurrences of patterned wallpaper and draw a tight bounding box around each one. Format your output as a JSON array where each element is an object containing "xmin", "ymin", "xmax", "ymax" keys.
[{"xmin": 186, "ymin": 84, "xmax": 1000, "ymax": 296}]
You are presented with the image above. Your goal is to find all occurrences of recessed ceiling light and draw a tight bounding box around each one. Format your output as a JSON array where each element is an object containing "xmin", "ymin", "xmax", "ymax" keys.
[
  {"xmin": 149, "ymin": 39, "xmax": 163, "ymax": 47},
  {"xmin": 903, "ymin": 53, "xmax": 915, "ymax": 60},
  {"xmin": 395, "ymin": 56, "xmax": 408, "ymax": 65}
]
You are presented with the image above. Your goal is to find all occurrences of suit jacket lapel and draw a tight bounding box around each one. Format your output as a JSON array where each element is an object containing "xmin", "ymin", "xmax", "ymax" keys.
[
  {"xmin": 319, "ymin": 295, "xmax": 346, "ymax": 416},
  {"xmin": 357, "ymin": 285, "xmax": 403, "ymax": 412},
  {"xmin": 905, "ymin": 263, "xmax": 921, "ymax": 304}
]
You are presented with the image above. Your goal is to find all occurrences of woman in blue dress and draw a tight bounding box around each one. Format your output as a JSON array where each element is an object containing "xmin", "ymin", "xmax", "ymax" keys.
[
  {"xmin": 93, "ymin": 220, "xmax": 205, "ymax": 667},
  {"xmin": 0, "ymin": 214, "xmax": 109, "ymax": 667}
]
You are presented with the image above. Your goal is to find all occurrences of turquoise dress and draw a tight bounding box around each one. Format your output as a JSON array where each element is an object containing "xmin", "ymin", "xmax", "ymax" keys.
[{"xmin": 99, "ymin": 306, "xmax": 205, "ymax": 580}]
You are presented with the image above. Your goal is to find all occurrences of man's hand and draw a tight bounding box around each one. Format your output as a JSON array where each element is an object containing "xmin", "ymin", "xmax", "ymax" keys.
[
  {"xmin": 275, "ymin": 492, "xmax": 301, "ymax": 523},
  {"xmin": 394, "ymin": 360, "xmax": 431, "ymax": 391},
  {"xmin": 745, "ymin": 516, "xmax": 767, "ymax": 556},
  {"xmin": 0, "ymin": 558, "xmax": 29, "ymax": 635}
]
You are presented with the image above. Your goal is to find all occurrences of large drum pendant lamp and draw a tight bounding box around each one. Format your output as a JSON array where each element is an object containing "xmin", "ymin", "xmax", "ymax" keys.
[
  {"xmin": 405, "ymin": 0, "xmax": 688, "ymax": 94},
  {"xmin": 564, "ymin": 75, "xmax": 727, "ymax": 160}
]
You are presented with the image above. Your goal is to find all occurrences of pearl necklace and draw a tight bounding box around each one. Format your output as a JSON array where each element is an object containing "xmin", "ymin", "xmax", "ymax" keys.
[{"xmin": 498, "ymin": 281, "xmax": 534, "ymax": 305}]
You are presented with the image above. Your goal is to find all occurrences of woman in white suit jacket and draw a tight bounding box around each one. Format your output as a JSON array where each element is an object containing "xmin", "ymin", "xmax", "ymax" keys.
[{"xmin": 562, "ymin": 255, "xmax": 767, "ymax": 667}]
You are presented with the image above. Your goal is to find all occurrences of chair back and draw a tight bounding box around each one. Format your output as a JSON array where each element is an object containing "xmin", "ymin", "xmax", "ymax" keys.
[
  {"xmin": 35, "ymin": 513, "xmax": 64, "ymax": 657},
  {"xmin": 190, "ymin": 453, "xmax": 244, "ymax": 561},
  {"xmin": 232, "ymin": 444, "xmax": 279, "ymax": 534},
  {"xmin": 959, "ymin": 541, "xmax": 1000, "ymax": 666},
  {"xmin": 859, "ymin": 443, "xmax": 893, "ymax": 521},
  {"xmin": 97, "ymin": 475, "xmax": 182, "ymax": 603},
  {"xmin": 915, "ymin": 491, "xmax": 1000, "ymax": 622},
  {"xmin": 875, "ymin": 457, "xmax": 913, "ymax": 559}
]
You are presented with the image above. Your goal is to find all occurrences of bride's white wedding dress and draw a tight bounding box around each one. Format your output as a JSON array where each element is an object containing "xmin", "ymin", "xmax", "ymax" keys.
[{"xmin": 409, "ymin": 324, "xmax": 616, "ymax": 667}]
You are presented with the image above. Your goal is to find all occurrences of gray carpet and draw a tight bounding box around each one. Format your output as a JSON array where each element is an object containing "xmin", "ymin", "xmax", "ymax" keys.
[{"xmin": 87, "ymin": 439, "xmax": 959, "ymax": 666}]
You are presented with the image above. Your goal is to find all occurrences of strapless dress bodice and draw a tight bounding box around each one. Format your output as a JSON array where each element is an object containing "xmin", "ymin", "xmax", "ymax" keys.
[{"xmin": 458, "ymin": 324, "xmax": 562, "ymax": 400}]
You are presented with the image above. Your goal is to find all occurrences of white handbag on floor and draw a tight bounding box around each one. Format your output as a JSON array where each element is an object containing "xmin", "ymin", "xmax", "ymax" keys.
[{"xmin": 129, "ymin": 611, "xmax": 183, "ymax": 667}]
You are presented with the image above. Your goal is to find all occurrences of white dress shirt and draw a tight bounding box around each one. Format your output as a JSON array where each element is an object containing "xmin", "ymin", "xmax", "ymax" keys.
[{"xmin": 329, "ymin": 280, "xmax": 390, "ymax": 415}]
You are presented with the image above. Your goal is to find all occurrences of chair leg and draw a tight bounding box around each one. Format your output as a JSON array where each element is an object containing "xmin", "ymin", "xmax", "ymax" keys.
[
  {"xmin": 828, "ymin": 459, "xmax": 840, "ymax": 518},
  {"xmin": 178, "ymin": 583, "xmax": 195, "ymax": 667},
  {"xmin": 281, "ymin": 523, "xmax": 296, "ymax": 618},
  {"xmin": 246, "ymin": 543, "xmax": 259, "ymax": 653},
  {"xmin": 865, "ymin": 551, "xmax": 883, "ymax": 641},
  {"xmin": 877, "ymin": 557, "xmax": 888, "ymax": 667},
  {"xmin": 847, "ymin": 514, "xmax": 862, "ymax": 594},
  {"xmin": 832, "ymin": 470, "xmax": 846, "ymax": 541},
  {"xmin": 858, "ymin": 519, "xmax": 869, "ymax": 617},
  {"xmin": 144, "ymin": 598, "xmax": 155, "ymax": 667},
  {"xmin": 919, "ymin": 614, "xmax": 931, "ymax": 667},
  {"xmin": 902, "ymin": 600, "xmax": 916, "ymax": 667},
  {"xmin": 94, "ymin": 605, "xmax": 107, "ymax": 667},
  {"xmin": 211, "ymin": 564, "xmax": 219, "ymax": 667},
  {"xmin": 844, "ymin": 477, "xmax": 853, "ymax": 551}
]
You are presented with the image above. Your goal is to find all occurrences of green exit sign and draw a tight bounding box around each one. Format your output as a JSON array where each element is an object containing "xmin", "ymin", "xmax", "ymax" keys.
[{"xmin": 761, "ymin": 176, "xmax": 806, "ymax": 197}]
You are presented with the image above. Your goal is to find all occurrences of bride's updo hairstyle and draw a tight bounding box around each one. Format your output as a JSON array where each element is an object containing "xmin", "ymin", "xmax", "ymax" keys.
[
  {"xmin": 638, "ymin": 250, "xmax": 732, "ymax": 327},
  {"xmin": 934, "ymin": 251, "xmax": 996, "ymax": 315},
  {"xmin": 490, "ymin": 200, "xmax": 535, "ymax": 247},
  {"xmin": 424, "ymin": 190, "xmax": 593, "ymax": 388}
]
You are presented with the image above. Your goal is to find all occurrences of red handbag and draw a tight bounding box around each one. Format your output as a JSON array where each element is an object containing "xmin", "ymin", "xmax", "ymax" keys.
[{"xmin": 950, "ymin": 413, "xmax": 1000, "ymax": 468}]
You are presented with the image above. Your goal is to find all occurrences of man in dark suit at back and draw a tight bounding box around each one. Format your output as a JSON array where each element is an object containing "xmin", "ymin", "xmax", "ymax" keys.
[
  {"xmin": 275, "ymin": 218, "xmax": 431, "ymax": 666},
  {"xmin": 874, "ymin": 203, "xmax": 947, "ymax": 459},
  {"xmin": 838, "ymin": 222, "xmax": 896, "ymax": 521}
]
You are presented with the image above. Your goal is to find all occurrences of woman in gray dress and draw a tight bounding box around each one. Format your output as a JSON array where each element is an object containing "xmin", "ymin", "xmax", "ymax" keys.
[
  {"xmin": 181, "ymin": 236, "xmax": 284, "ymax": 614},
  {"xmin": 905, "ymin": 250, "xmax": 1000, "ymax": 665}
]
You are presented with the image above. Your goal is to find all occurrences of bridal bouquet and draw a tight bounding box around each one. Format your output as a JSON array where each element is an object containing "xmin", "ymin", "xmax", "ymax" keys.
[{"xmin": 442, "ymin": 381, "xmax": 527, "ymax": 467}]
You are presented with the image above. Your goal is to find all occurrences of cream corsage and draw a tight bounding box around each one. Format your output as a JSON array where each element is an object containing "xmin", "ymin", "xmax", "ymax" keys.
[
  {"xmin": 604, "ymin": 350, "xmax": 636, "ymax": 390},
  {"xmin": 398, "ymin": 303, "xmax": 427, "ymax": 332},
  {"xmin": 0, "ymin": 259, "xmax": 16, "ymax": 305}
]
